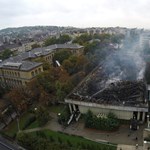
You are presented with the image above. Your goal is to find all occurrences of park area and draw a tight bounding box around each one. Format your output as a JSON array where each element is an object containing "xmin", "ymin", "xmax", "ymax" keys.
[
  {"xmin": 1, "ymin": 104, "xmax": 117, "ymax": 150},
  {"xmin": 17, "ymin": 129, "xmax": 117, "ymax": 150}
]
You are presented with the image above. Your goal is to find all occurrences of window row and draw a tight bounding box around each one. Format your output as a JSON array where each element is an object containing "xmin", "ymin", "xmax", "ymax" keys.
[
  {"xmin": 3, "ymin": 70, "xmax": 20, "ymax": 77},
  {"xmin": 31, "ymin": 68, "xmax": 42, "ymax": 77},
  {"xmin": 5, "ymin": 78, "xmax": 22, "ymax": 85},
  {"xmin": 45, "ymin": 53, "xmax": 54, "ymax": 61}
]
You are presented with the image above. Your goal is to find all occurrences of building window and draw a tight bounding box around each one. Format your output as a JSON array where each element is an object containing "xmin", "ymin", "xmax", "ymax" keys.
[
  {"xmin": 38, "ymin": 68, "xmax": 41, "ymax": 73},
  {"xmin": 35, "ymin": 70, "xmax": 38, "ymax": 75},
  {"xmin": 18, "ymin": 72, "xmax": 20, "ymax": 77},
  {"xmin": 31, "ymin": 71, "xmax": 34, "ymax": 77},
  {"xmin": 19, "ymin": 80, "xmax": 22, "ymax": 85}
]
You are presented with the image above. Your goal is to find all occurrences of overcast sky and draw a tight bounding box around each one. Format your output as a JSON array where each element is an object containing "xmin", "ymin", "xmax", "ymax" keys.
[{"xmin": 0, "ymin": 0, "xmax": 150, "ymax": 29}]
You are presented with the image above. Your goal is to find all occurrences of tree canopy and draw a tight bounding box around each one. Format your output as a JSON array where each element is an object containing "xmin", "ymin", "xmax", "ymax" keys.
[
  {"xmin": 53, "ymin": 49, "xmax": 72, "ymax": 64},
  {"xmin": 44, "ymin": 34, "xmax": 71, "ymax": 46},
  {"xmin": 0, "ymin": 49, "xmax": 13, "ymax": 60}
]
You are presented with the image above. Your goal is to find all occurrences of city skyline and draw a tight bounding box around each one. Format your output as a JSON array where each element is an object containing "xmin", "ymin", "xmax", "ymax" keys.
[{"xmin": 0, "ymin": 0, "xmax": 150, "ymax": 30}]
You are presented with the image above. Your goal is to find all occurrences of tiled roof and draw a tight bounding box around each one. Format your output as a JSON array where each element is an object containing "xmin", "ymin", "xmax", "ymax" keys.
[{"xmin": 0, "ymin": 44, "xmax": 83, "ymax": 71}]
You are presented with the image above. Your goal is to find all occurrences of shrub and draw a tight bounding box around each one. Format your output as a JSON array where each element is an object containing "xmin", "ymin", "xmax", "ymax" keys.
[
  {"xmin": 58, "ymin": 106, "xmax": 70, "ymax": 126},
  {"xmin": 84, "ymin": 110, "xmax": 120, "ymax": 131}
]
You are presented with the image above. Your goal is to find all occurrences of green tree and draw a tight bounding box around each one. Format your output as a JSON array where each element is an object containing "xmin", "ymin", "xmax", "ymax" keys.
[
  {"xmin": 62, "ymin": 59, "xmax": 73, "ymax": 74},
  {"xmin": 34, "ymin": 57, "xmax": 51, "ymax": 70},
  {"xmin": 73, "ymin": 33, "xmax": 92, "ymax": 45},
  {"xmin": 58, "ymin": 34, "xmax": 71, "ymax": 44},
  {"xmin": 53, "ymin": 49, "xmax": 72, "ymax": 64},
  {"xmin": 84, "ymin": 110, "xmax": 94, "ymax": 128},
  {"xmin": 0, "ymin": 49, "xmax": 13, "ymax": 60},
  {"xmin": 36, "ymin": 106, "xmax": 50, "ymax": 126},
  {"xmin": 31, "ymin": 43, "xmax": 41, "ymax": 49},
  {"xmin": 84, "ymin": 41, "xmax": 99, "ymax": 54},
  {"xmin": 44, "ymin": 34, "xmax": 71, "ymax": 46},
  {"xmin": 17, "ymin": 133, "xmax": 37, "ymax": 150},
  {"xmin": 55, "ymin": 81, "xmax": 66, "ymax": 101},
  {"xmin": 44, "ymin": 37, "xmax": 58, "ymax": 46},
  {"xmin": 37, "ymin": 70, "xmax": 56, "ymax": 93},
  {"xmin": 62, "ymin": 55, "xmax": 88, "ymax": 75}
]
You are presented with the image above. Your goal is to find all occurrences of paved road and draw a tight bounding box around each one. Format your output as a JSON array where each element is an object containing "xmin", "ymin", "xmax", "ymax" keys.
[
  {"xmin": 0, "ymin": 141, "xmax": 15, "ymax": 150},
  {"xmin": 0, "ymin": 136, "xmax": 24, "ymax": 150}
]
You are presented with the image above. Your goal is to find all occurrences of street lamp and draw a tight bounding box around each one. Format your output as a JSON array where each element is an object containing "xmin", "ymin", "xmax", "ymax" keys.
[
  {"xmin": 17, "ymin": 117, "xmax": 20, "ymax": 132},
  {"xmin": 147, "ymin": 115, "xmax": 150, "ymax": 128},
  {"xmin": 144, "ymin": 141, "xmax": 147, "ymax": 144}
]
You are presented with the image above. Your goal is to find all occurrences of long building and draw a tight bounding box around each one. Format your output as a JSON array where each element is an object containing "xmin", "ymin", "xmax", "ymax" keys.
[
  {"xmin": 65, "ymin": 65, "xmax": 148, "ymax": 122},
  {"xmin": 0, "ymin": 44, "xmax": 84, "ymax": 87}
]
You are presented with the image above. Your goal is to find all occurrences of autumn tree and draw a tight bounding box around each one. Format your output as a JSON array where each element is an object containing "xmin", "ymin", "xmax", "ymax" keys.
[
  {"xmin": 4, "ymin": 88, "xmax": 27, "ymax": 113},
  {"xmin": 26, "ymin": 79, "xmax": 42, "ymax": 103},
  {"xmin": 38, "ymin": 90, "xmax": 51, "ymax": 106}
]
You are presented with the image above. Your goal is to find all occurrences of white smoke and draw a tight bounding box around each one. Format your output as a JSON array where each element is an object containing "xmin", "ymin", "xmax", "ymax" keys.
[{"xmin": 102, "ymin": 34, "xmax": 146, "ymax": 84}]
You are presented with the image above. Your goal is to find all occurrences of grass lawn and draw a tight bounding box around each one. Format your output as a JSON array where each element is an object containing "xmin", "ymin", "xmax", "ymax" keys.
[
  {"xmin": 2, "ymin": 112, "xmax": 36, "ymax": 138},
  {"xmin": 48, "ymin": 104, "xmax": 66, "ymax": 113},
  {"xmin": 27, "ymin": 129, "xmax": 117, "ymax": 150},
  {"xmin": 2, "ymin": 120, "xmax": 18, "ymax": 138},
  {"xmin": 26, "ymin": 120, "xmax": 39, "ymax": 129}
]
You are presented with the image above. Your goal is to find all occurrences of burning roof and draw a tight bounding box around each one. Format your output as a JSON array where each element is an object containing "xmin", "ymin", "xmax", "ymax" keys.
[
  {"xmin": 68, "ymin": 37, "xmax": 147, "ymax": 107},
  {"xmin": 68, "ymin": 65, "xmax": 147, "ymax": 107}
]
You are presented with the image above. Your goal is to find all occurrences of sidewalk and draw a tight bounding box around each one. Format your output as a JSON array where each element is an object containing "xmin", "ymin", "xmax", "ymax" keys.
[{"xmin": 117, "ymin": 144, "xmax": 143, "ymax": 150}]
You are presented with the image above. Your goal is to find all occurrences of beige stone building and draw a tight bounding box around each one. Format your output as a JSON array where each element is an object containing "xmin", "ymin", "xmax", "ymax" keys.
[
  {"xmin": 0, "ymin": 61, "xmax": 43, "ymax": 87},
  {"xmin": 0, "ymin": 44, "xmax": 84, "ymax": 87}
]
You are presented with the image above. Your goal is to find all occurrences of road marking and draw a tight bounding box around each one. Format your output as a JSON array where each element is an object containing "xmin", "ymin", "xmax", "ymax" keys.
[{"xmin": 0, "ymin": 141, "xmax": 14, "ymax": 150}]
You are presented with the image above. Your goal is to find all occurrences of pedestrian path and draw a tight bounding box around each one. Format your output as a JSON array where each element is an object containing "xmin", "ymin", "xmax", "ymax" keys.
[
  {"xmin": 117, "ymin": 144, "xmax": 143, "ymax": 150},
  {"xmin": 20, "ymin": 112, "xmax": 145, "ymax": 149}
]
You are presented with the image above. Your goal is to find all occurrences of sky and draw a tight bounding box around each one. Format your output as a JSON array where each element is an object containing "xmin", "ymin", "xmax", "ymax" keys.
[{"xmin": 0, "ymin": 0, "xmax": 150, "ymax": 29}]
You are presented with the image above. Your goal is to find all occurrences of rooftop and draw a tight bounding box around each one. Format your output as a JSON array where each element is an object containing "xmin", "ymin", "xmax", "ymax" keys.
[
  {"xmin": 0, "ymin": 44, "xmax": 83, "ymax": 71},
  {"xmin": 67, "ymin": 65, "xmax": 147, "ymax": 108}
]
